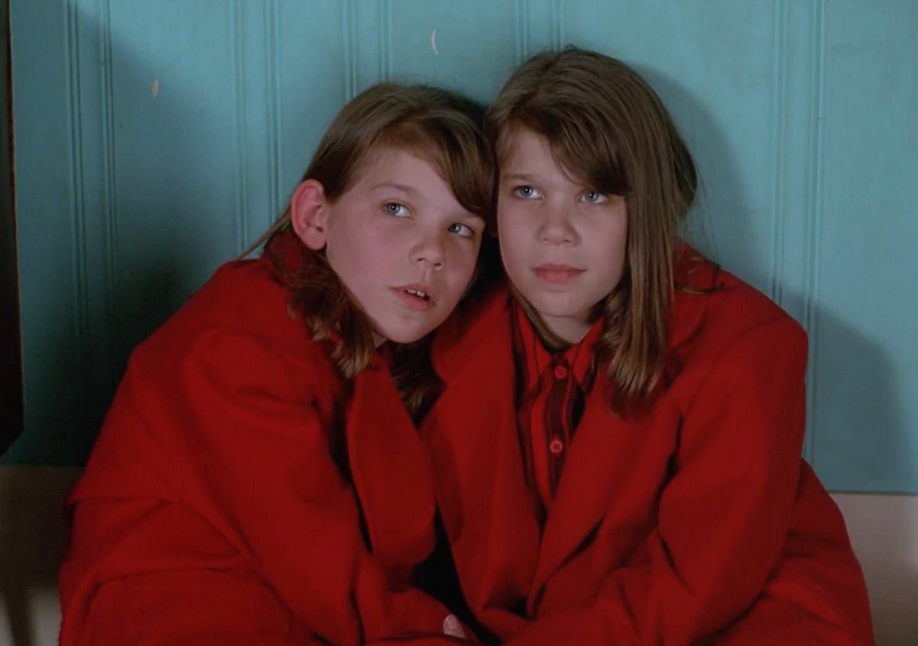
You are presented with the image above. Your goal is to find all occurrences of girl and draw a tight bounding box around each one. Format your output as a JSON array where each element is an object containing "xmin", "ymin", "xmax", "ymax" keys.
[
  {"xmin": 422, "ymin": 48, "xmax": 875, "ymax": 645},
  {"xmin": 59, "ymin": 83, "xmax": 493, "ymax": 646}
]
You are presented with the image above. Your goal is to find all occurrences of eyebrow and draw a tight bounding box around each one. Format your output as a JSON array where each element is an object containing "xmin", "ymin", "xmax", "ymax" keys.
[
  {"xmin": 500, "ymin": 173, "xmax": 537, "ymax": 182},
  {"xmin": 369, "ymin": 182, "xmax": 418, "ymax": 194}
]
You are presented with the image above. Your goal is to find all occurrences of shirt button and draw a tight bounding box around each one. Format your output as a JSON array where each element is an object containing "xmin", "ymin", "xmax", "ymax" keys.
[
  {"xmin": 549, "ymin": 437, "xmax": 564, "ymax": 455},
  {"xmin": 553, "ymin": 364, "xmax": 568, "ymax": 379}
]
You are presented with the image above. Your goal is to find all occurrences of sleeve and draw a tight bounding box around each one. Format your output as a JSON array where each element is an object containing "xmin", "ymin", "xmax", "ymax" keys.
[
  {"xmin": 500, "ymin": 317, "xmax": 869, "ymax": 646},
  {"xmin": 62, "ymin": 327, "xmax": 464, "ymax": 646},
  {"xmin": 175, "ymin": 328, "xmax": 462, "ymax": 644},
  {"xmin": 710, "ymin": 462, "xmax": 876, "ymax": 646}
]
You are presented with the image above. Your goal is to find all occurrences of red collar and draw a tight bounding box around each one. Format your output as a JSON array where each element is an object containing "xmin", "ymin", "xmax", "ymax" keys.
[{"xmin": 511, "ymin": 301, "xmax": 603, "ymax": 393}]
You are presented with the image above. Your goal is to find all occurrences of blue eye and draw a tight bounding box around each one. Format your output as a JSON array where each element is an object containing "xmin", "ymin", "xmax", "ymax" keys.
[
  {"xmin": 581, "ymin": 190, "xmax": 608, "ymax": 204},
  {"xmin": 513, "ymin": 185, "xmax": 540, "ymax": 199},
  {"xmin": 448, "ymin": 222, "xmax": 475, "ymax": 238},
  {"xmin": 384, "ymin": 202, "xmax": 410, "ymax": 217}
]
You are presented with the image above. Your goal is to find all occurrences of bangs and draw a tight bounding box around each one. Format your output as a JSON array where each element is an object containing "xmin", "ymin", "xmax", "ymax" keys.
[
  {"xmin": 374, "ymin": 119, "xmax": 495, "ymax": 222},
  {"xmin": 497, "ymin": 110, "xmax": 632, "ymax": 197}
]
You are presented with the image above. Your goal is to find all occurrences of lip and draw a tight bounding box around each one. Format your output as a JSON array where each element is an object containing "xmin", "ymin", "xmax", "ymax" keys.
[
  {"xmin": 533, "ymin": 264, "xmax": 585, "ymax": 284},
  {"xmin": 391, "ymin": 283, "xmax": 435, "ymax": 311}
]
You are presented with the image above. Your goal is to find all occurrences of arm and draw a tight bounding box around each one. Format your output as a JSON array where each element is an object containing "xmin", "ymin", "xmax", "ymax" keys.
[
  {"xmin": 710, "ymin": 462, "xmax": 875, "ymax": 646},
  {"xmin": 502, "ymin": 318, "xmax": 866, "ymax": 646},
  {"xmin": 176, "ymin": 329, "xmax": 460, "ymax": 643},
  {"xmin": 62, "ymin": 328, "xmax": 462, "ymax": 645}
]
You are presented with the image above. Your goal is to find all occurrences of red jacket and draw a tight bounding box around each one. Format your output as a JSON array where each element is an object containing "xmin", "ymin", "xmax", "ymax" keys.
[
  {"xmin": 422, "ymin": 251, "xmax": 875, "ymax": 646},
  {"xmin": 59, "ymin": 254, "xmax": 464, "ymax": 646}
]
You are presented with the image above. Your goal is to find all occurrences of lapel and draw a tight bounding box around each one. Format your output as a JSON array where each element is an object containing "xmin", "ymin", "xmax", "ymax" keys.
[
  {"xmin": 423, "ymin": 287, "xmax": 541, "ymax": 630},
  {"xmin": 528, "ymin": 247, "xmax": 719, "ymax": 604},
  {"xmin": 345, "ymin": 358, "xmax": 437, "ymax": 572}
]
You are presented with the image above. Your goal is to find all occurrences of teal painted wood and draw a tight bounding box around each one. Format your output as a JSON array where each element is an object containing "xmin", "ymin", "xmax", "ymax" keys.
[
  {"xmin": 5, "ymin": 1, "xmax": 918, "ymax": 493},
  {"xmin": 809, "ymin": 0, "xmax": 918, "ymax": 492}
]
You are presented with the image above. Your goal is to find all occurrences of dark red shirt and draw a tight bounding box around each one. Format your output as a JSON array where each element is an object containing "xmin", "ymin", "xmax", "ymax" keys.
[{"xmin": 511, "ymin": 301, "xmax": 603, "ymax": 518}]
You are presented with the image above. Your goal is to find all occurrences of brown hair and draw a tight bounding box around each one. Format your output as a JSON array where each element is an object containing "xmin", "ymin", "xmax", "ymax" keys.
[
  {"xmin": 250, "ymin": 83, "xmax": 495, "ymax": 416},
  {"xmin": 486, "ymin": 47, "xmax": 697, "ymax": 408}
]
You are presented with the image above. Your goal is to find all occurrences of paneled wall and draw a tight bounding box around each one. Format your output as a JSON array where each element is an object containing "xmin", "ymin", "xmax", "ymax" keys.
[{"xmin": 5, "ymin": 1, "xmax": 918, "ymax": 493}]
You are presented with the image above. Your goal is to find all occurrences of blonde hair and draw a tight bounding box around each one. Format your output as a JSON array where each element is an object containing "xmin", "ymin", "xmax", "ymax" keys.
[
  {"xmin": 487, "ymin": 48, "xmax": 697, "ymax": 409},
  {"xmin": 251, "ymin": 83, "xmax": 495, "ymax": 416}
]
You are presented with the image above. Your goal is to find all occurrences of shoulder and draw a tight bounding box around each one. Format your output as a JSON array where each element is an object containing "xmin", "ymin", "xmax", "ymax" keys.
[
  {"xmin": 163, "ymin": 256, "xmax": 319, "ymax": 348},
  {"xmin": 707, "ymin": 266, "xmax": 803, "ymax": 346},
  {"xmin": 130, "ymin": 256, "xmax": 335, "ymax": 390},
  {"xmin": 431, "ymin": 281, "xmax": 514, "ymax": 380},
  {"xmin": 670, "ymin": 249, "xmax": 808, "ymax": 388}
]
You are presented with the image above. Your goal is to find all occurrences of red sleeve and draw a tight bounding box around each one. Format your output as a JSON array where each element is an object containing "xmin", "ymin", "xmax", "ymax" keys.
[
  {"xmin": 62, "ymin": 328, "xmax": 459, "ymax": 646},
  {"xmin": 71, "ymin": 567, "xmax": 473, "ymax": 646},
  {"xmin": 500, "ymin": 318, "xmax": 870, "ymax": 646}
]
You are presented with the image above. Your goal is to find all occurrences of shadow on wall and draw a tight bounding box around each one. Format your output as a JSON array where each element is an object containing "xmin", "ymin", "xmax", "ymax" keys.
[
  {"xmin": 8, "ymin": 0, "xmax": 224, "ymax": 468},
  {"xmin": 3, "ymin": 5, "xmax": 235, "ymax": 644},
  {"xmin": 0, "ymin": 467, "xmax": 82, "ymax": 646},
  {"xmin": 779, "ymin": 293, "xmax": 910, "ymax": 492}
]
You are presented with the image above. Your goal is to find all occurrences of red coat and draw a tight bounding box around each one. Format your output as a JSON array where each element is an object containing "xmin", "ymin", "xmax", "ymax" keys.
[
  {"xmin": 59, "ymin": 254, "xmax": 465, "ymax": 646},
  {"xmin": 422, "ymin": 252, "xmax": 875, "ymax": 646}
]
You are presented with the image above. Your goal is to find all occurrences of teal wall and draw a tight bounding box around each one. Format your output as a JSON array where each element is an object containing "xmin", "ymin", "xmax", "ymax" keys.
[{"xmin": 5, "ymin": 1, "xmax": 918, "ymax": 493}]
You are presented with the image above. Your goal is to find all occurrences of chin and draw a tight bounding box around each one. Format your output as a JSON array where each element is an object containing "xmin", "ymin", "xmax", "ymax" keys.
[
  {"xmin": 378, "ymin": 326, "xmax": 431, "ymax": 345},
  {"xmin": 528, "ymin": 294, "xmax": 585, "ymax": 319}
]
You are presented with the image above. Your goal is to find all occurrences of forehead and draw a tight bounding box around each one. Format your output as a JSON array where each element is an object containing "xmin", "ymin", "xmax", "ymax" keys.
[
  {"xmin": 352, "ymin": 146, "xmax": 443, "ymax": 186},
  {"xmin": 348, "ymin": 146, "xmax": 476, "ymax": 212},
  {"xmin": 499, "ymin": 128, "xmax": 585, "ymax": 183}
]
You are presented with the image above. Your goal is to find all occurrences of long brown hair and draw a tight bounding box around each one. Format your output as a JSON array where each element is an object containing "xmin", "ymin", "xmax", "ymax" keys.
[
  {"xmin": 250, "ymin": 83, "xmax": 495, "ymax": 416},
  {"xmin": 486, "ymin": 48, "xmax": 697, "ymax": 407}
]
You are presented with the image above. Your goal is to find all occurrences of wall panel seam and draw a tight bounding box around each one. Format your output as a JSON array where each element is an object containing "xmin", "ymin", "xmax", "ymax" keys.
[
  {"xmin": 273, "ymin": 0, "xmax": 283, "ymax": 213},
  {"xmin": 804, "ymin": 0, "xmax": 826, "ymax": 463},
  {"xmin": 232, "ymin": 0, "xmax": 247, "ymax": 253},
  {"xmin": 516, "ymin": 0, "xmax": 529, "ymax": 63},
  {"xmin": 99, "ymin": 0, "xmax": 118, "ymax": 371},
  {"xmin": 266, "ymin": 0, "xmax": 280, "ymax": 224},
  {"xmin": 379, "ymin": 0, "xmax": 391, "ymax": 81},
  {"xmin": 770, "ymin": 0, "xmax": 788, "ymax": 305},
  {"xmin": 65, "ymin": 0, "xmax": 88, "ymax": 440},
  {"xmin": 342, "ymin": 0, "xmax": 357, "ymax": 100},
  {"xmin": 556, "ymin": 0, "xmax": 565, "ymax": 49}
]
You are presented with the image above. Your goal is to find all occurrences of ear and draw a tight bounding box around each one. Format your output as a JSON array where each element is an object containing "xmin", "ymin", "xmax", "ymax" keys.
[{"xmin": 290, "ymin": 179, "xmax": 330, "ymax": 250}]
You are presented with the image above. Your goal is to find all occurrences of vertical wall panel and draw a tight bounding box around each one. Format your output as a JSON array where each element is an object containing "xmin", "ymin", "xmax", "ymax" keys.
[
  {"xmin": 275, "ymin": 0, "xmax": 345, "ymax": 208},
  {"xmin": 106, "ymin": 1, "xmax": 243, "ymax": 373},
  {"xmin": 387, "ymin": 0, "xmax": 518, "ymax": 104},
  {"xmin": 810, "ymin": 0, "xmax": 918, "ymax": 492},
  {"xmin": 353, "ymin": 0, "xmax": 391, "ymax": 91},
  {"xmin": 236, "ymin": 2, "xmax": 272, "ymax": 241},
  {"xmin": 9, "ymin": 0, "xmax": 84, "ymax": 462}
]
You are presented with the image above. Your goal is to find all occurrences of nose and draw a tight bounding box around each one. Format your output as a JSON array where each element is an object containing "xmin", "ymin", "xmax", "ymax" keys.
[
  {"xmin": 538, "ymin": 204, "xmax": 577, "ymax": 246},
  {"xmin": 411, "ymin": 230, "xmax": 446, "ymax": 270}
]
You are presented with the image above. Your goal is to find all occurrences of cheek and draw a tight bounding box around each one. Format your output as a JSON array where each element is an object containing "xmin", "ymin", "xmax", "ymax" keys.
[
  {"xmin": 448, "ymin": 241, "xmax": 480, "ymax": 286},
  {"xmin": 498, "ymin": 227, "xmax": 528, "ymax": 276}
]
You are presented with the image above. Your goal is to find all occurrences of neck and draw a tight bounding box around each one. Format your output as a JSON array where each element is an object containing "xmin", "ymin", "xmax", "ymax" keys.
[{"xmin": 539, "ymin": 313, "xmax": 593, "ymax": 345}]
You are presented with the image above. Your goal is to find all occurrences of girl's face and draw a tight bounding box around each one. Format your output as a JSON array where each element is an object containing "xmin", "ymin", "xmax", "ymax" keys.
[
  {"xmin": 294, "ymin": 148, "xmax": 485, "ymax": 345},
  {"xmin": 498, "ymin": 128, "xmax": 628, "ymax": 343}
]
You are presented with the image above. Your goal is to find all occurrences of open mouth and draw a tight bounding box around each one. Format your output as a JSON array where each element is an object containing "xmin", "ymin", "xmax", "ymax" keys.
[
  {"xmin": 393, "ymin": 285, "xmax": 434, "ymax": 311},
  {"xmin": 404, "ymin": 287, "xmax": 430, "ymax": 302}
]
